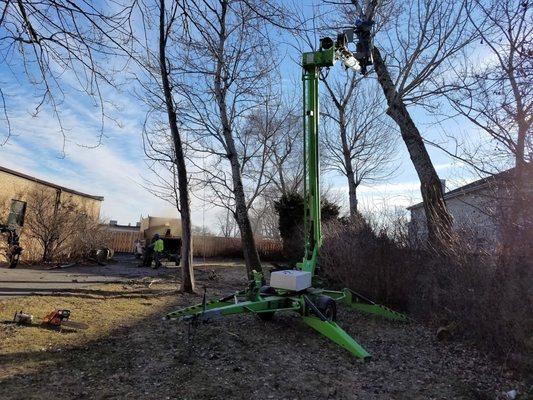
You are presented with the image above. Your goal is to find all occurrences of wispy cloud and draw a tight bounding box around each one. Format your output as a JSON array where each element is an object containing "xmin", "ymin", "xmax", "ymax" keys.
[
  {"xmin": 0, "ymin": 79, "xmax": 222, "ymax": 226},
  {"xmin": 325, "ymin": 180, "xmax": 421, "ymax": 217},
  {"xmin": 357, "ymin": 181, "xmax": 421, "ymax": 194},
  {"xmin": 434, "ymin": 161, "xmax": 465, "ymax": 172}
]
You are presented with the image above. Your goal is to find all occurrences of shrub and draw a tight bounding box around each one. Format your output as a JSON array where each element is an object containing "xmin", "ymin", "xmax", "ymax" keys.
[
  {"xmin": 320, "ymin": 215, "xmax": 415, "ymax": 309},
  {"xmin": 275, "ymin": 191, "xmax": 340, "ymax": 262},
  {"xmin": 274, "ymin": 192, "xmax": 305, "ymax": 261},
  {"xmin": 18, "ymin": 188, "xmax": 108, "ymax": 263},
  {"xmin": 320, "ymin": 214, "xmax": 533, "ymax": 371}
]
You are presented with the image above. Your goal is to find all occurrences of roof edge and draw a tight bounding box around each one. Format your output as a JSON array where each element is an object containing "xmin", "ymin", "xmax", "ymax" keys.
[
  {"xmin": 407, "ymin": 179, "xmax": 493, "ymax": 210},
  {"xmin": 407, "ymin": 168, "xmax": 520, "ymax": 210},
  {"xmin": 0, "ymin": 165, "xmax": 104, "ymax": 201}
]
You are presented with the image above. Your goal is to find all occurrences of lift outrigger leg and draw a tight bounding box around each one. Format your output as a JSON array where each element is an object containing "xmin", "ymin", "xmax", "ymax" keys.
[
  {"xmin": 166, "ymin": 20, "xmax": 408, "ymax": 361},
  {"xmin": 166, "ymin": 280, "xmax": 407, "ymax": 361}
]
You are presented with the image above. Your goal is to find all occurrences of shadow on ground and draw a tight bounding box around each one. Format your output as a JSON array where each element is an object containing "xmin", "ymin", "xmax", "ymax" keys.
[{"xmin": 0, "ymin": 266, "xmax": 527, "ymax": 400}]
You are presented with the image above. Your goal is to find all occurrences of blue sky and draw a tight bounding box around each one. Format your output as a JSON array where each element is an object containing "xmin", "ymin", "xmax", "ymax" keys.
[{"xmin": 0, "ymin": 1, "xmax": 479, "ymax": 228}]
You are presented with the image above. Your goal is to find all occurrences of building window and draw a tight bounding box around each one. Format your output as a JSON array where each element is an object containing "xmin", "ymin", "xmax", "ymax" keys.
[{"xmin": 8, "ymin": 200, "xmax": 26, "ymax": 227}]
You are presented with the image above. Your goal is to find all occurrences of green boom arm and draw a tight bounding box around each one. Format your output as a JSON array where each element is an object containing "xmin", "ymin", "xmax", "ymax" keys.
[
  {"xmin": 165, "ymin": 30, "xmax": 409, "ymax": 362},
  {"xmin": 297, "ymin": 47, "xmax": 335, "ymax": 275}
]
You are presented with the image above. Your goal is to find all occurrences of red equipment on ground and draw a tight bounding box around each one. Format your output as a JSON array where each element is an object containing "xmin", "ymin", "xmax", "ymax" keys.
[{"xmin": 42, "ymin": 309, "xmax": 88, "ymax": 330}]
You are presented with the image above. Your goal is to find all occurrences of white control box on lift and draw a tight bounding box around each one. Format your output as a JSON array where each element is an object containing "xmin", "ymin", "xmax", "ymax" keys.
[{"xmin": 270, "ymin": 270, "xmax": 312, "ymax": 291}]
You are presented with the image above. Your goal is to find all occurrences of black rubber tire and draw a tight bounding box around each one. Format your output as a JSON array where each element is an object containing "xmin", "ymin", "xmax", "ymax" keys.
[
  {"xmin": 314, "ymin": 295, "xmax": 337, "ymax": 321},
  {"xmin": 259, "ymin": 285, "xmax": 277, "ymax": 296},
  {"xmin": 257, "ymin": 286, "xmax": 276, "ymax": 321},
  {"xmin": 257, "ymin": 311, "xmax": 275, "ymax": 321}
]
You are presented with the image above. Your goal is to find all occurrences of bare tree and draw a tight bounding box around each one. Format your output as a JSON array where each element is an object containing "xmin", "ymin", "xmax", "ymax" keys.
[
  {"xmin": 135, "ymin": 0, "xmax": 196, "ymax": 293},
  {"xmin": 192, "ymin": 224, "xmax": 214, "ymax": 237},
  {"xmin": 441, "ymin": 0, "xmax": 531, "ymax": 176},
  {"xmin": 436, "ymin": 0, "xmax": 532, "ymax": 253},
  {"xmin": 157, "ymin": 0, "xmax": 195, "ymax": 292},
  {"xmin": 176, "ymin": 0, "xmax": 282, "ymax": 278},
  {"xmin": 347, "ymin": 0, "xmax": 475, "ymax": 251},
  {"xmin": 321, "ymin": 71, "xmax": 397, "ymax": 216},
  {"xmin": 245, "ymin": 102, "xmax": 301, "ymax": 239},
  {"xmin": 24, "ymin": 188, "xmax": 88, "ymax": 262},
  {"xmin": 268, "ymin": 110, "xmax": 304, "ymax": 196},
  {"xmin": 216, "ymin": 209, "xmax": 239, "ymax": 238},
  {"xmin": 71, "ymin": 215, "xmax": 112, "ymax": 262},
  {"xmin": 247, "ymin": 103, "xmax": 302, "ymax": 241},
  {"xmin": 249, "ymin": 195, "xmax": 282, "ymax": 239},
  {"xmin": 0, "ymin": 0, "xmax": 134, "ymax": 146}
]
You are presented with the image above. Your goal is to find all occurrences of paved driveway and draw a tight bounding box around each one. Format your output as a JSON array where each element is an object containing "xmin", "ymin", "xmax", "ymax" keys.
[{"xmin": 0, "ymin": 255, "xmax": 178, "ymax": 298}]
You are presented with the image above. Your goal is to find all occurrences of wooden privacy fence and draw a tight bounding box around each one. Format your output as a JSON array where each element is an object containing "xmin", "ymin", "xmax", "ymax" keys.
[
  {"xmin": 194, "ymin": 236, "xmax": 283, "ymax": 260},
  {"xmin": 193, "ymin": 236, "xmax": 242, "ymax": 258},
  {"xmin": 107, "ymin": 229, "xmax": 283, "ymax": 260},
  {"xmin": 108, "ymin": 230, "xmax": 142, "ymax": 253}
]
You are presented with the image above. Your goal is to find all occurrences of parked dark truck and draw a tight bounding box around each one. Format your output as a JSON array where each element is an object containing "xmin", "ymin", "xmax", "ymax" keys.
[{"xmin": 137, "ymin": 216, "xmax": 181, "ymax": 268}]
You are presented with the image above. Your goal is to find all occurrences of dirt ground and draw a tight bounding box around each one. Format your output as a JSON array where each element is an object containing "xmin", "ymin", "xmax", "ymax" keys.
[{"xmin": 0, "ymin": 261, "xmax": 529, "ymax": 400}]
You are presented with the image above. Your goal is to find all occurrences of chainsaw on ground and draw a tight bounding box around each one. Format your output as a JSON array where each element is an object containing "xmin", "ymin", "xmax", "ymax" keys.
[{"xmin": 42, "ymin": 309, "xmax": 89, "ymax": 330}]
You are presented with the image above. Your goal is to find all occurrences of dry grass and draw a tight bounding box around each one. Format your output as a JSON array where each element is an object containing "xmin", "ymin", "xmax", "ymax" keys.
[
  {"xmin": 0, "ymin": 266, "xmax": 528, "ymax": 399},
  {"xmin": 0, "ymin": 282, "xmax": 179, "ymax": 380}
]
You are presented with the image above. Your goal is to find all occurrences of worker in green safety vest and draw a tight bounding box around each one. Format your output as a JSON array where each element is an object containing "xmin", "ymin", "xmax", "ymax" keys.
[{"xmin": 153, "ymin": 233, "xmax": 164, "ymax": 269}]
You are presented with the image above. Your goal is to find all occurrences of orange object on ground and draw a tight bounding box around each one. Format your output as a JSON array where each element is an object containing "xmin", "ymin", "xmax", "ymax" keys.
[{"xmin": 42, "ymin": 309, "xmax": 88, "ymax": 330}]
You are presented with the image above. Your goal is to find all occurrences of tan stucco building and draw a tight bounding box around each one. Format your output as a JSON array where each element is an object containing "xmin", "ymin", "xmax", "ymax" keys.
[
  {"xmin": 140, "ymin": 216, "xmax": 182, "ymax": 239},
  {"xmin": 0, "ymin": 165, "xmax": 103, "ymax": 225}
]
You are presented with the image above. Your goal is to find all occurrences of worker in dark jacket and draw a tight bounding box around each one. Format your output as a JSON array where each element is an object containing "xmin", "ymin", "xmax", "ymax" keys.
[
  {"xmin": 140, "ymin": 234, "xmax": 159, "ymax": 268},
  {"xmin": 152, "ymin": 233, "xmax": 164, "ymax": 269}
]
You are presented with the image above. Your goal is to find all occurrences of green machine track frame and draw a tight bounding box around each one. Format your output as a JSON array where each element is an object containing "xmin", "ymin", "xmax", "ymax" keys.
[{"xmin": 166, "ymin": 28, "xmax": 408, "ymax": 361}]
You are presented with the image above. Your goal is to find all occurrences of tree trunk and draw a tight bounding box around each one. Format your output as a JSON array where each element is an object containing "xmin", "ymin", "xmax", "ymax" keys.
[
  {"xmin": 213, "ymin": 0, "xmax": 262, "ymax": 279},
  {"xmin": 159, "ymin": 0, "xmax": 195, "ymax": 293},
  {"xmin": 339, "ymin": 109, "xmax": 359, "ymax": 217},
  {"xmin": 371, "ymin": 46, "xmax": 453, "ymax": 251},
  {"xmin": 179, "ymin": 203, "xmax": 195, "ymax": 292},
  {"xmin": 227, "ymin": 139, "xmax": 262, "ymax": 278},
  {"xmin": 42, "ymin": 244, "xmax": 51, "ymax": 263},
  {"xmin": 512, "ymin": 87, "xmax": 529, "ymax": 252},
  {"xmin": 346, "ymin": 170, "xmax": 359, "ymax": 218},
  {"xmin": 503, "ymin": 146, "xmax": 531, "ymax": 259},
  {"xmin": 222, "ymin": 136, "xmax": 262, "ymax": 281}
]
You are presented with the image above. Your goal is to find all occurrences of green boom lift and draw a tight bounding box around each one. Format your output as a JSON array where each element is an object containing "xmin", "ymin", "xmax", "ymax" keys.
[{"xmin": 165, "ymin": 21, "xmax": 407, "ymax": 360}]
